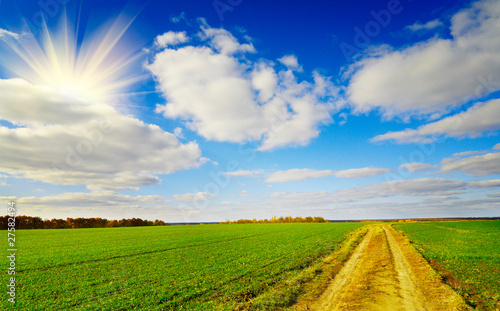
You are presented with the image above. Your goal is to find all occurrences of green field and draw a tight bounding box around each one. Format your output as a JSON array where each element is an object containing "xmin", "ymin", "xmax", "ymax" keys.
[
  {"xmin": 394, "ymin": 220, "xmax": 500, "ymax": 310},
  {"xmin": 2, "ymin": 223, "xmax": 366, "ymax": 310}
]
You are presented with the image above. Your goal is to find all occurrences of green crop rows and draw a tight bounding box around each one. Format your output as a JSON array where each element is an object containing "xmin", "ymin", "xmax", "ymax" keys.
[
  {"xmin": 395, "ymin": 220, "xmax": 500, "ymax": 310},
  {"xmin": 2, "ymin": 222, "xmax": 365, "ymax": 310}
]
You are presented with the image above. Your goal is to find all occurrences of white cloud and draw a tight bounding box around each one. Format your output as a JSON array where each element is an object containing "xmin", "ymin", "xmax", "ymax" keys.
[
  {"xmin": 372, "ymin": 98, "xmax": 500, "ymax": 143},
  {"xmin": 441, "ymin": 152, "xmax": 500, "ymax": 176},
  {"xmin": 199, "ymin": 25, "xmax": 255, "ymax": 55},
  {"xmin": 155, "ymin": 31, "xmax": 189, "ymax": 47},
  {"xmin": 0, "ymin": 192, "xmax": 203, "ymax": 222},
  {"xmin": 264, "ymin": 177, "xmax": 489, "ymax": 207},
  {"xmin": 263, "ymin": 166, "xmax": 390, "ymax": 183},
  {"xmin": 347, "ymin": 0, "xmax": 500, "ymax": 118},
  {"xmin": 251, "ymin": 62, "xmax": 278, "ymax": 102},
  {"xmin": 212, "ymin": 177, "xmax": 500, "ymax": 220},
  {"xmin": 399, "ymin": 163, "xmax": 435, "ymax": 172},
  {"xmin": 278, "ymin": 55, "xmax": 302, "ymax": 71},
  {"xmin": 5, "ymin": 191, "xmax": 168, "ymax": 207},
  {"xmin": 224, "ymin": 170, "xmax": 265, "ymax": 177},
  {"xmin": 170, "ymin": 12, "xmax": 187, "ymax": 24},
  {"xmin": 468, "ymin": 179, "xmax": 500, "ymax": 188},
  {"xmin": 265, "ymin": 169, "xmax": 335, "ymax": 183},
  {"xmin": 173, "ymin": 192, "xmax": 217, "ymax": 202},
  {"xmin": 334, "ymin": 167, "xmax": 390, "ymax": 178},
  {"xmin": 423, "ymin": 195, "xmax": 459, "ymax": 203},
  {"xmin": 148, "ymin": 23, "xmax": 338, "ymax": 151},
  {"xmin": 174, "ymin": 127, "xmax": 184, "ymax": 139},
  {"xmin": 494, "ymin": 143, "xmax": 500, "ymax": 150},
  {"xmin": 0, "ymin": 28, "xmax": 19, "ymax": 39},
  {"xmin": 269, "ymin": 191, "xmax": 331, "ymax": 200},
  {"xmin": 0, "ymin": 79, "xmax": 205, "ymax": 190},
  {"xmin": 405, "ymin": 19, "xmax": 444, "ymax": 32},
  {"xmin": 0, "ymin": 79, "xmax": 116, "ymax": 126},
  {"xmin": 453, "ymin": 150, "xmax": 486, "ymax": 157},
  {"xmin": 363, "ymin": 178, "xmax": 467, "ymax": 196}
]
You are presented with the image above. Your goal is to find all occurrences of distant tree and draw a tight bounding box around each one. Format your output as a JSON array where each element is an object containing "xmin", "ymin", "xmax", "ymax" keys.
[
  {"xmin": 220, "ymin": 216, "xmax": 330, "ymax": 225},
  {"xmin": 51, "ymin": 218, "xmax": 68, "ymax": 229},
  {"xmin": 18, "ymin": 216, "xmax": 44, "ymax": 229},
  {"xmin": 1, "ymin": 215, "xmax": 168, "ymax": 229},
  {"xmin": 0, "ymin": 216, "xmax": 8, "ymax": 229},
  {"xmin": 313, "ymin": 216, "xmax": 327, "ymax": 223},
  {"xmin": 106, "ymin": 220, "xmax": 119, "ymax": 227},
  {"xmin": 153, "ymin": 219, "xmax": 165, "ymax": 226}
]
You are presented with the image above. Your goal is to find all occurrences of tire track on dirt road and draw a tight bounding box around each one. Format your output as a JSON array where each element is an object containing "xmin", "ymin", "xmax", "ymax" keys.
[
  {"xmin": 304, "ymin": 226, "xmax": 375, "ymax": 310},
  {"xmin": 292, "ymin": 224, "xmax": 471, "ymax": 311},
  {"xmin": 383, "ymin": 226, "xmax": 427, "ymax": 311}
]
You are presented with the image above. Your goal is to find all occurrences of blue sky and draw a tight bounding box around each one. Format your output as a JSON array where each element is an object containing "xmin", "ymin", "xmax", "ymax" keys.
[{"xmin": 0, "ymin": 0, "xmax": 499, "ymax": 222}]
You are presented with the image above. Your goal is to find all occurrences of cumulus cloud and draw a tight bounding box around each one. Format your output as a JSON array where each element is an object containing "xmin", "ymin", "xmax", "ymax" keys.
[
  {"xmin": 405, "ymin": 19, "xmax": 444, "ymax": 32},
  {"xmin": 347, "ymin": 0, "xmax": 500, "ymax": 117},
  {"xmin": 399, "ymin": 162, "xmax": 435, "ymax": 172},
  {"xmin": 148, "ymin": 23, "xmax": 338, "ymax": 151},
  {"xmin": 441, "ymin": 152, "xmax": 500, "ymax": 176},
  {"xmin": 278, "ymin": 55, "xmax": 302, "ymax": 71},
  {"xmin": 155, "ymin": 31, "xmax": 189, "ymax": 47},
  {"xmin": 0, "ymin": 79, "xmax": 117, "ymax": 126},
  {"xmin": 372, "ymin": 98, "xmax": 500, "ymax": 143},
  {"xmin": 199, "ymin": 25, "xmax": 255, "ymax": 55},
  {"xmin": 173, "ymin": 192, "xmax": 217, "ymax": 202},
  {"xmin": 173, "ymin": 127, "xmax": 184, "ymax": 139},
  {"xmin": 0, "ymin": 79, "xmax": 205, "ymax": 190},
  {"xmin": 494, "ymin": 143, "xmax": 500, "ymax": 150}
]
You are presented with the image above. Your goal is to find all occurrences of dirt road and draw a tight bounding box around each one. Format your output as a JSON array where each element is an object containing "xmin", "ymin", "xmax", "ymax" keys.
[{"xmin": 292, "ymin": 224, "xmax": 471, "ymax": 311}]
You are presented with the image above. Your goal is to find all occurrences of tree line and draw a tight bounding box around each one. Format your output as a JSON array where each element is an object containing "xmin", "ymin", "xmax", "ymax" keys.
[
  {"xmin": 220, "ymin": 216, "xmax": 328, "ymax": 224},
  {"xmin": 0, "ymin": 215, "xmax": 166, "ymax": 230},
  {"xmin": 0, "ymin": 215, "xmax": 331, "ymax": 229}
]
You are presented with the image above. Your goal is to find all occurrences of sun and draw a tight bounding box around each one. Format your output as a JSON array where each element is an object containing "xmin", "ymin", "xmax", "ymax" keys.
[{"xmin": 0, "ymin": 9, "xmax": 147, "ymax": 103}]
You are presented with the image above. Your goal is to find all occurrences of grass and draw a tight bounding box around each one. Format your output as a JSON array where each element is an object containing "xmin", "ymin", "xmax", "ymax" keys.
[
  {"xmin": 394, "ymin": 220, "xmax": 500, "ymax": 310},
  {"xmin": 258, "ymin": 225, "xmax": 368, "ymax": 310},
  {"xmin": 2, "ymin": 222, "xmax": 366, "ymax": 310}
]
